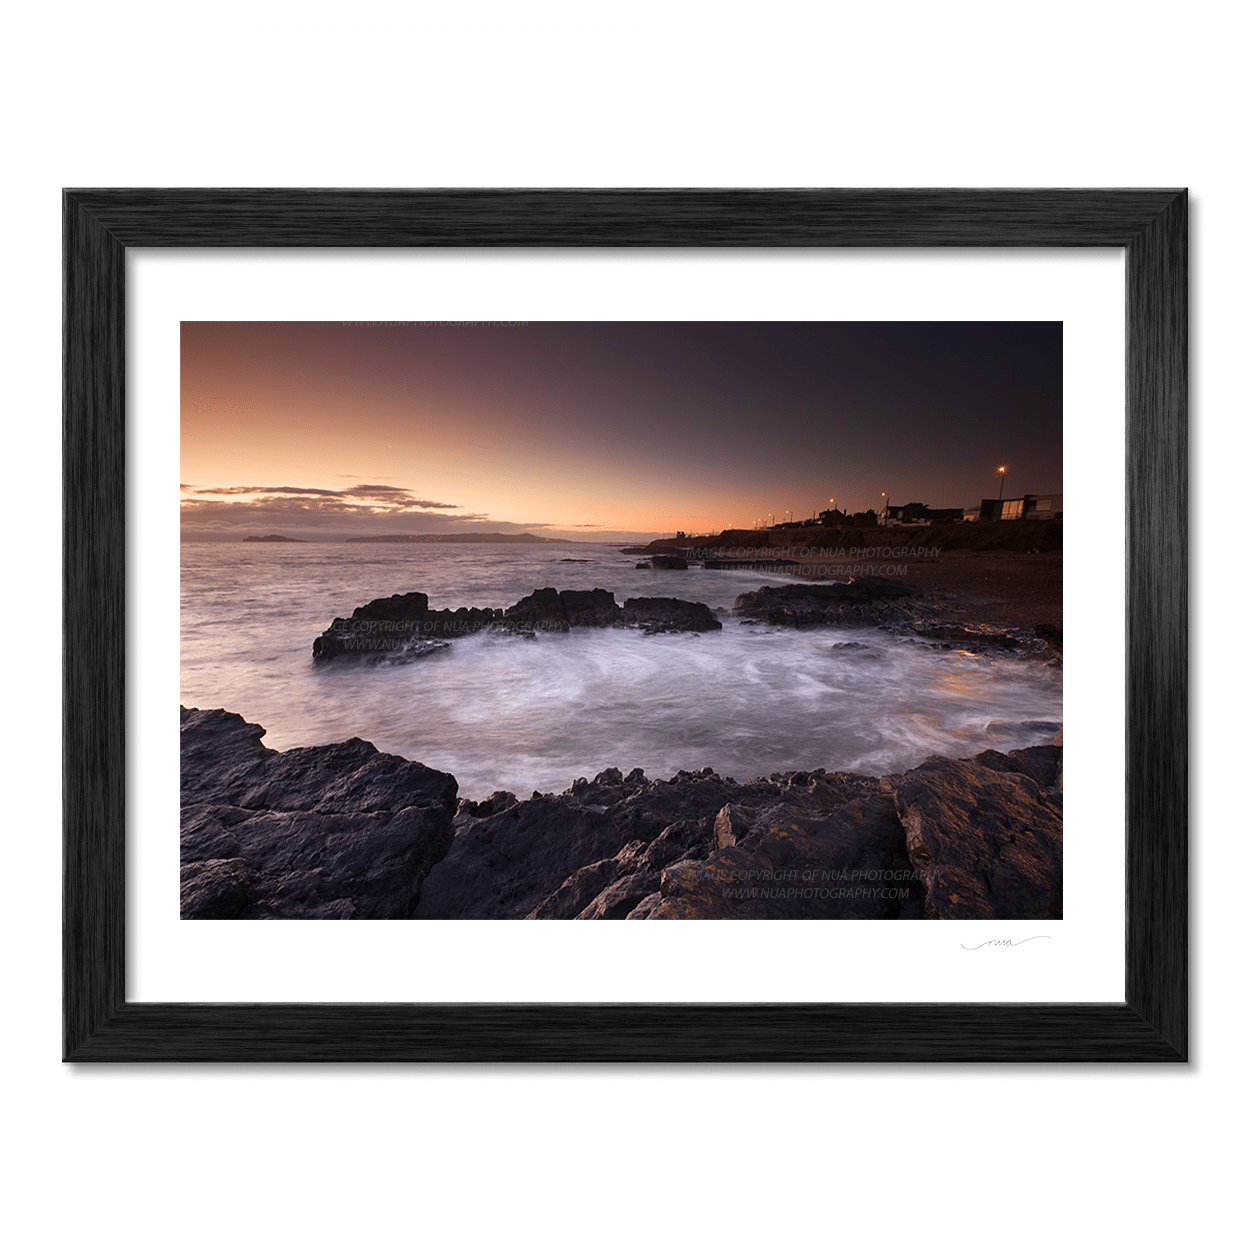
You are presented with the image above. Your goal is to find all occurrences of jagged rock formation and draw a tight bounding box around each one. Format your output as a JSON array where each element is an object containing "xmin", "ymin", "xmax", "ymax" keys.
[
  {"xmin": 416, "ymin": 744, "xmax": 1061, "ymax": 921},
  {"xmin": 180, "ymin": 707, "xmax": 458, "ymax": 919},
  {"xmin": 890, "ymin": 753, "xmax": 1062, "ymax": 920},
  {"xmin": 181, "ymin": 709, "xmax": 1062, "ymax": 922},
  {"xmin": 636, "ymin": 554, "xmax": 688, "ymax": 569},
  {"xmin": 733, "ymin": 577, "xmax": 918, "ymax": 627},
  {"xmin": 621, "ymin": 597, "xmax": 721, "ymax": 633},
  {"xmin": 312, "ymin": 586, "xmax": 722, "ymax": 660},
  {"xmin": 733, "ymin": 578, "xmax": 1054, "ymax": 657}
]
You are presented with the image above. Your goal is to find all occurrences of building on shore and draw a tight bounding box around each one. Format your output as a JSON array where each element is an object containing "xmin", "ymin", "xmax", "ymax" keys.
[
  {"xmin": 977, "ymin": 493, "xmax": 1063, "ymax": 521},
  {"xmin": 880, "ymin": 502, "xmax": 966, "ymax": 526}
]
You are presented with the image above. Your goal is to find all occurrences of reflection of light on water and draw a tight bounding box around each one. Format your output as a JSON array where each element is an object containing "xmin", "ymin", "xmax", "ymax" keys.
[{"xmin": 181, "ymin": 543, "xmax": 1063, "ymax": 801}]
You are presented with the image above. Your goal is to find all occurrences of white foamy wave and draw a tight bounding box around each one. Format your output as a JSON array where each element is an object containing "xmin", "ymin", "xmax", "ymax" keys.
[{"xmin": 181, "ymin": 542, "xmax": 1061, "ymax": 800}]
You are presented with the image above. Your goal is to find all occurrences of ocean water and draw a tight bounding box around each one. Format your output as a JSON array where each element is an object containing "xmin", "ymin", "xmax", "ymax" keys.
[{"xmin": 180, "ymin": 542, "xmax": 1062, "ymax": 801}]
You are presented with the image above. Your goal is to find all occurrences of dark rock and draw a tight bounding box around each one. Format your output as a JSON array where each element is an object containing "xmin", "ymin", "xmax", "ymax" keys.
[
  {"xmin": 498, "ymin": 586, "xmax": 620, "ymax": 630},
  {"xmin": 501, "ymin": 587, "xmax": 571, "ymax": 632},
  {"xmin": 651, "ymin": 794, "xmax": 922, "ymax": 919},
  {"xmin": 458, "ymin": 790, "xmax": 518, "ymax": 818},
  {"xmin": 315, "ymin": 586, "xmax": 724, "ymax": 656},
  {"xmin": 180, "ymin": 707, "xmax": 458, "ymax": 919},
  {"xmin": 891, "ymin": 755, "xmax": 1062, "ymax": 920},
  {"xmin": 576, "ymin": 869, "xmax": 664, "ymax": 919},
  {"xmin": 645, "ymin": 555, "xmax": 688, "ymax": 570},
  {"xmin": 620, "ymin": 597, "xmax": 722, "ymax": 633},
  {"xmin": 352, "ymin": 591, "xmax": 429, "ymax": 620},
  {"xmin": 184, "ymin": 705, "xmax": 1064, "ymax": 923},
  {"xmin": 973, "ymin": 745, "xmax": 1062, "ymax": 792},
  {"xmin": 1035, "ymin": 623, "xmax": 1063, "ymax": 653},
  {"xmin": 417, "ymin": 793, "xmax": 627, "ymax": 919},
  {"xmin": 528, "ymin": 821, "xmax": 706, "ymax": 919},
  {"xmin": 915, "ymin": 624, "xmax": 1019, "ymax": 650},
  {"xmin": 558, "ymin": 589, "xmax": 620, "ymax": 626},
  {"xmin": 312, "ymin": 590, "xmax": 501, "ymax": 661},
  {"xmin": 625, "ymin": 893, "xmax": 665, "ymax": 919},
  {"xmin": 640, "ymin": 821, "xmax": 706, "ymax": 869},
  {"xmin": 714, "ymin": 803, "xmax": 754, "ymax": 848},
  {"xmin": 180, "ymin": 857, "xmax": 251, "ymax": 919},
  {"xmin": 733, "ymin": 578, "xmax": 915, "ymax": 627},
  {"xmin": 528, "ymin": 857, "xmax": 626, "ymax": 919},
  {"xmin": 416, "ymin": 772, "xmax": 781, "ymax": 919}
]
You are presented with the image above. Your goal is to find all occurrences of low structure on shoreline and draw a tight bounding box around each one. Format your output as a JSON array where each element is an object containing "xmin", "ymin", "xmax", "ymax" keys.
[{"xmin": 631, "ymin": 516, "xmax": 1062, "ymax": 557}]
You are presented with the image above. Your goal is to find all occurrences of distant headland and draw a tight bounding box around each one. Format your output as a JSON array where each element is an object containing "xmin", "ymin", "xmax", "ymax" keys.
[
  {"xmin": 242, "ymin": 534, "xmax": 306, "ymax": 543},
  {"xmin": 344, "ymin": 532, "xmax": 555, "ymax": 544}
]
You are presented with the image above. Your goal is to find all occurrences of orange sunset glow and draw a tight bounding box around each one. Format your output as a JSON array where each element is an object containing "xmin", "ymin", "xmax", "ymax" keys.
[{"xmin": 181, "ymin": 321, "xmax": 1062, "ymax": 542}]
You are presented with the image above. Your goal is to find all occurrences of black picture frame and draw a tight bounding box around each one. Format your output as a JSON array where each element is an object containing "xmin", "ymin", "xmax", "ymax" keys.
[{"xmin": 63, "ymin": 189, "xmax": 1187, "ymax": 1062}]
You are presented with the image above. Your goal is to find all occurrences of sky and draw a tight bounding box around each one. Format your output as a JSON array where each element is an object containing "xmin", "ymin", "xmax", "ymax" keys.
[{"xmin": 180, "ymin": 321, "xmax": 1062, "ymax": 542}]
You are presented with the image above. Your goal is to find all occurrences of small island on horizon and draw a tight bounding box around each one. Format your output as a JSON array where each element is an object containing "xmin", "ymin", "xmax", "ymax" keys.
[{"xmin": 242, "ymin": 534, "xmax": 306, "ymax": 543}]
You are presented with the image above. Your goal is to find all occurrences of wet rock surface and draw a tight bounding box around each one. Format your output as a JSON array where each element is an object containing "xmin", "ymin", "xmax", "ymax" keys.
[
  {"xmin": 914, "ymin": 624, "xmax": 1020, "ymax": 650},
  {"xmin": 735, "ymin": 578, "xmax": 1058, "ymax": 660},
  {"xmin": 183, "ymin": 709, "xmax": 1063, "ymax": 922},
  {"xmin": 734, "ymin": 577, "xmax": 918, "ymax": 627},
  {"xmin": 620, "ymin": 596, "xmax": 721, "ymax": 633},
  {"xmin": 415, "ymin": 770, "xmax": 780, "ymax": 919},
  {"xmin": 1035, "ymin": 623, "xmax": 1063, "ymax": 654},
  {"xmin": 417, "ymin": 752, "xmax": 1059, "ymax": 921},
  {"xmin": 180, "ymin": 707, "xmax": 458, "ymax": 919},
  {"xmin": 653, "ymin": 792, "xmax": 922, "ymax": 919},
  {"xmin": 890, "ymin": 755, "xmax": 1063, "ymax": 920},
  {"xmin": 312, "ymin": 586, "xmax": 722, "ymax": 660},
  {"xmin": 503, "ymin": 587, "xmax": 619, "ymax": 631}
]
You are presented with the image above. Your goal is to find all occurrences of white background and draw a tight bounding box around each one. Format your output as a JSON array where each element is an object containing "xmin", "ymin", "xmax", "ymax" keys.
[
  {"xmin": 131, "ymin": 249, "xmax": 1122, "ymax": 1005},
  {"xmin": 5, "ymin": 3, "xmax": 1242, "ymax": 1247}
]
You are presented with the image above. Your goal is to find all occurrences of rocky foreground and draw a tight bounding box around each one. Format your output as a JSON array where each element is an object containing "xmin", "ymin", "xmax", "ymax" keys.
[{"xmin": 182, "ymin": 706, "xmax": 1063, "ymax": 922}]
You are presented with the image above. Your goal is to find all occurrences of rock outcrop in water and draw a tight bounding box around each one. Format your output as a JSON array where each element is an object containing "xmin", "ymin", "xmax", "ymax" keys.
[
  {"xmin": 621, "ymin": 597, "xmax": 721, "ymax": 633},
  {"xmin": 733, "ymin": 577, "xmax": 918, "ymax": 627},
  {"xmin": 636, "ymin": 554, "xmax": 689, "ymax": 570},
  {"xmin": 312, "ymin": 587, "xmax": 722, "ymax": 661},
  {"xmin": 180, "ymin": 707, "xmax": 458, "ymax": 918},
  {"xmin": 733, "ymin": 578, "xmax": 1056, "ymax": 658},
  {"xmin": 182, "ymin": 707, "xmax": 1062, "ymax": 921}
]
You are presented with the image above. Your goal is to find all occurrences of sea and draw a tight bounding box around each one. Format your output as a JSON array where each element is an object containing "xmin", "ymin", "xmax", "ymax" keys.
[{"xmin": 180, "ymin": 542, "xmax": 1063, "ymax": 802}]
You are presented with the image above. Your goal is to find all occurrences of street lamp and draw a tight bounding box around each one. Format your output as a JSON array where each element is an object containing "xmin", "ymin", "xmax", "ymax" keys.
[{"xmin": 997, "ymin": 465, "xmax": 1008, "ymax": 501}]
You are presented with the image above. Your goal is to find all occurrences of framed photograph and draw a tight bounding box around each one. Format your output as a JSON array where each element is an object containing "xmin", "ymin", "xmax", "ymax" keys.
[{"xmin": 64, "ymin": 189, "xmax": 1186, "ymax": 1061}]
